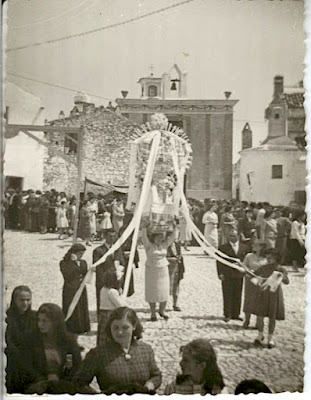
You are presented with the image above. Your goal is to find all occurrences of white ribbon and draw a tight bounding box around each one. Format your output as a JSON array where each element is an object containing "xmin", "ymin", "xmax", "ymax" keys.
[{"xmin": 65, "ymin": 133, "xmax": 161, "ymax": 320}]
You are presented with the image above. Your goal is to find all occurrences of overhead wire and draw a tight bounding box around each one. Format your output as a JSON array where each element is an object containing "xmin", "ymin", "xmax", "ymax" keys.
[
  {"xmin": 7, "ymin": 72, "xmax": 114, "ymax": 101},
  {"xmin": 6, "ymin": 0, "xmax": 195, "ymax": 52},
  {"xmin": 8, "ymin": 0, "xmax": 91, "ymax": 29}
]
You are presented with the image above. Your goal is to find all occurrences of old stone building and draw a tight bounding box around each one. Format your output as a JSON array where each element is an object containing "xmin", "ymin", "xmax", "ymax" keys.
[
  {"xmin": 238, "ymin": 76, "xmax": 306, "ymax": 205},
  {"xmin": 44, "ymin": 92, "xmax": 137, "ymax": 194},
  {"xmin": 116, "ymin": 64, "xmax": 238, "ymax": 200}
]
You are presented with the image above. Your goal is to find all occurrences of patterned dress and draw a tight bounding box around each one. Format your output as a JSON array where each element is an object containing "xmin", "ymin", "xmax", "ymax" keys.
[{"xmin": 73, "ymin": 340, "xmax": 162, "ymax": 394}]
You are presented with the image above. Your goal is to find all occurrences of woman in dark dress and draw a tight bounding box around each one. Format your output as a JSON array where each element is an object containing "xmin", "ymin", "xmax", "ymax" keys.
[
  {"xmin": 20, "ymin": 303, "xmax": 81, "ymax": 394},
  {"xmin": 252, "ymin": 249, "xmax": 289, "ymax": 349},
  {"xmin": 5, "ymin": 286, "xmax": 37, "ymax": 393},
  {"xmin": 60, "ymin": 244, "xmax": 90, "ymax": 334}
]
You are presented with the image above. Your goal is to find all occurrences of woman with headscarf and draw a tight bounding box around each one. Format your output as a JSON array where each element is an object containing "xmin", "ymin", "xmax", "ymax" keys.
[
  {"xmin": 5, "ymin": 286, "xmax": 37, "ymax": 393},
  {"xmin": 60, "ymin": 244, "xmax": 91, "ymax": 334}
]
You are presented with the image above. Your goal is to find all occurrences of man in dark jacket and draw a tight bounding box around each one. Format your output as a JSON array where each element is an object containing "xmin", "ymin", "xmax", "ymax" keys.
[{"xmin": 217, "ymin": 228, "xmax": 248, "ymax": 322}]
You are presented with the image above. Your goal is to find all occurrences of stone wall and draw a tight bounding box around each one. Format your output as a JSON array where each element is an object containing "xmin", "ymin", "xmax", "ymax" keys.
[{"xmin": 43, "ymin": 105, "xmax": 137, "ymax": 195}]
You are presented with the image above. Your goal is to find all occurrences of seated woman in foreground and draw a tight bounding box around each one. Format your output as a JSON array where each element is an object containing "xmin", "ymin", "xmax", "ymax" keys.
[
  {"xmin": 5, "ymin": 286, "xmax": 37, "ymax": 393},
  {"xmin": 73, "ymin": 307, "xmax": 162, "ymax": 394},
  {"xmin": 165, "ymin": 339, "xmax": 226, "ymax": 395},
  {"xmin": 20, "ymin": 303, "xmax": 82, "ymax": 394}
]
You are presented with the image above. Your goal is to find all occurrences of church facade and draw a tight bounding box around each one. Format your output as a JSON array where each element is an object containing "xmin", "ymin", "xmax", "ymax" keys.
[{"xmin": 116, "ymin": 64, "xmax": 238, "ymax": 200}]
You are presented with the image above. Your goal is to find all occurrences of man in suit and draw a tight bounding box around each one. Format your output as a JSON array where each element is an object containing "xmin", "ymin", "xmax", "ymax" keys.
[
  {"xmin": 93, "ymin": 228, "xmax": 125, "ymax": 316},
  {"xmin": 217, "ymin": 228, "xmax": 248, "ymax": 322}
]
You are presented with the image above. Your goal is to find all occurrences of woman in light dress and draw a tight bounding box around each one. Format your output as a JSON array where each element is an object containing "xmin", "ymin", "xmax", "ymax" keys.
[
  {"xmin": 142, "ymin": 221, "xmax": 176, "ymax": 321},
  {"xmin": 56, "ymin": 200, "xmax": 69, "ymax": 239},
  {"xmin": 202, "ymin": 204, "xmax": 219, "ymax": 248}
]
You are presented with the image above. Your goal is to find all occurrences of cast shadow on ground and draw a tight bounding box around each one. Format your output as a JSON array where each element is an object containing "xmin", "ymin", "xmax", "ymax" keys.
[
  {"xmin": 180, "ymin": 314, "xmax": 225, "ymax": 321},
  {"xmin": 210, "ymin": 338, "xmax": 256, "ymax": 351},
  {"xmin": 200, "ymin": 321, "xmax": 247, "ymax": 331}
]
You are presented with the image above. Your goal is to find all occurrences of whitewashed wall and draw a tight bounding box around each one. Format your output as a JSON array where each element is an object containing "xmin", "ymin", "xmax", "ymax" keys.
[
  {"xmin": 4, "ymin": 82, "xmax": 45, "ymax": 190},
  {"xmin": 239, "ymin": 148, "xmax": 306, "ymax": 205}
]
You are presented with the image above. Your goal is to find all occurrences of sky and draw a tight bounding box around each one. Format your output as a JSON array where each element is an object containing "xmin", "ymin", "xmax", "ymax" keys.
[{"xmin": 4, "ymin": 0, "xmax": 305, "ymax": 162}]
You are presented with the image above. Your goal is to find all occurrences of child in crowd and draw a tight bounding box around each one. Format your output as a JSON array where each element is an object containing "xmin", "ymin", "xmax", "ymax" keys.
[
  {"xmin": 165, "ymin": 339, "xmax": 226, "ymax": 395},
  {"xmin": 97, "ymin": 268, "xmax": 126, "ymax": 346},
  {"xmin": 56, "ymin": 200, "xmax": 69, "ymax": 239}
]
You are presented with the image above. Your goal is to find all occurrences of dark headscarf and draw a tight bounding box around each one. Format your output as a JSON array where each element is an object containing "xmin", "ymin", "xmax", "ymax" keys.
[{"xmin": 63, "ymin": 244, "xmax": 86, "ymax": 262}]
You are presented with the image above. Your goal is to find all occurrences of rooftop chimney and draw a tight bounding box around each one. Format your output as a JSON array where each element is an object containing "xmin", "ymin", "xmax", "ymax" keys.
[
  {"xmin": 121, "ymin": 90, "xmax": 128, "ymax": 99},
  {"xmin": 274, "ymin": 75, "xmax": 284, "ymax": 98}
]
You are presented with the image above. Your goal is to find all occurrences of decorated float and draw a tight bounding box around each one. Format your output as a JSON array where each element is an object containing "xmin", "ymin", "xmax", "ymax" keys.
[{"xmin": 65, "ymin": 113, "xmax": 268, "ymax": 321}]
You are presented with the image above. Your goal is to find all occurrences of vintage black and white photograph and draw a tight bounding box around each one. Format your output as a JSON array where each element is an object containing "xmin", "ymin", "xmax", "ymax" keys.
[{"xmin": 1, "ymin": 0, "xmax": 309, "ymax": 397}]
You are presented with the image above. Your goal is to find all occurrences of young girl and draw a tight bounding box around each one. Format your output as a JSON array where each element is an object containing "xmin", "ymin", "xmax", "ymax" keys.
[
  {"xmin": 56, "ymin": 200, "xmax": 69, "ymax": 239},
  {"xmin": 252, "ymin": 248, "xmax": 289, "ymax": 348},
  {"xmin": 97, "ymin": 268, "xmax": 126, "ymax": 346},
  {"xmin": 164, "ymin": 339, "xmax": 225, "ymax": 395}
]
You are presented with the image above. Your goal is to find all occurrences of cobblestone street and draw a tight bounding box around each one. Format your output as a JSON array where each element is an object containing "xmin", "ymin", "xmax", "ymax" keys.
[{"xmin": 4, "ymin": 230, "xmax": 305, "ymax": 394}]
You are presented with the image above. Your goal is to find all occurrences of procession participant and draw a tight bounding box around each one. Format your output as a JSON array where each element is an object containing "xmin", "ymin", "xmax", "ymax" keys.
[
  {"xmin": 60, "ymin": 244, "xmax": 90, "ymax": 335},
  {"xmin": 288, "ymin": 210, "xmax": 306, "ymax": 270},
  {"xmin": 219, "ymin": 205, "xmax": 237, "ymax": 246},
  {"xmin": 142, "ymin": 221, "xmax": 177, "ymax": 321},
  {"xmin": 93, "ymin": 228, "xmax": 125, "ymax": 317},
  {"xmin": 111, "ymin": 198, "xmax": 125, "ymax": 234},
  {"xmin": 238, "ymin": 208, "xmax": 256, "ymax": 251},
  {"xmin": 48, "ymin": 190, "xmax": 58, "ymax": 233},
  {"xmin": 20, "ymin": 303, "xmax": 81, "ymax": 394},
  {"xmin": 25, "ymin": 190, "xmax": 36, "ymax": 231},
  {"xmin": 56, "ymin": 200, "xmax": 69, "ymax": 240},
  {"xmin": 255, "ymin": 202, "xmax": 266, "ymax": 238},
  {"xmin": 167, "ymin": 238, "xmax": 185, "ymax": 311},
  {"xmin": 8, "ymin": 188, "xmax": 19, "ymax": 229},
  {"xmin": 261, "ymin": 209, "xmax": 277, "ymax": 249},
  {"xmin": 5, "ymin": 286, "xmax": 37, "ymax": 394},
  {"xmin": 252, "ymin": 249, "xmax": 289, "ymax": 348},
  {"xmin": 178, "ymin": 206, "xmax": 192, "ymax": 250},
  {"xmin": 97, "ymin": 269, "xmax": 126, "ymax": 346},
  {"xmin": 202, "ymin": 203, "xmax": 219, "ymax": 248},
  {"xmin": 276, "ymin": 208, "xmax": 292, "ymax": 265},
  {"xmin": 39, "ymin": 193, "xmax": 50, "ymax": 234},
  {"xmin": 73, "ymin": 307, "xmax": 162, "ymax": 395},
  {"xmin": 216, "ymin": 228, "xmax": 249, "ymax": 322},
  {"xmin": 98, "ymin": 204, "xmax": 112, "ymax": 240},
  {"xmin": 242, "ymin": 239, "xmax": 267, "ymax": 329},
  {"xmin": 89, "ymin": 196, "xmax": 98, "ymax": 241},
  {"xmin": 78, "ymin": 200, "xmax": 93, "ymax": 246},
  {"xmin": 67, "ymin": 197, "xmax": 76, "ymax": 235},
  {"xmin": 164, "ymin": 339, "xmax": 225, "ymax": 395}
]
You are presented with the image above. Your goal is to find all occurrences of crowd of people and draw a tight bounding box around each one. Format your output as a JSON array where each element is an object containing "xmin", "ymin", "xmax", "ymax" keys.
[
  {"xmin": 4, "ymin": 188, "xmax": 306, "ymax": 271},
  {"xmin": 6, "ymin": 289, "xmax": 273, "ymax": 395},
  {"xmin": 4, "ymin": 189, "xmax": 305, "ymax": 394}
]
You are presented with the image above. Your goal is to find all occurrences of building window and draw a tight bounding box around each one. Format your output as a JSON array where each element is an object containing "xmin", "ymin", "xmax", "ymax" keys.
[
  {"xmin": 274, "ymin": 113, "xmax": 280, "ymax": 119},
  {"xmin": 64, "ymin": 132, "xmax": 78, "ymax": 154},
  {"xmin": 272, "ymin": 165, "xmax": 283, "ymax": 179},
  {"xmin": 148, "ymin": 85, "xmax": 157, "ymax": 97}
]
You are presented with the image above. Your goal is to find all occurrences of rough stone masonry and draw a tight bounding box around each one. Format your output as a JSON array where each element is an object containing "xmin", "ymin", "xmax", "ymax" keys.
[{"xmin": 43, "ymin": 102, "xmax": 137, "ymax": 195}]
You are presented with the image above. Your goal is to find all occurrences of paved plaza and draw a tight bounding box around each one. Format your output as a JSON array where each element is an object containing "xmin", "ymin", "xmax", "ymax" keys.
[{"xmin": 4, "ymin": 230, "xmax": 306, "ymax": 394}]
